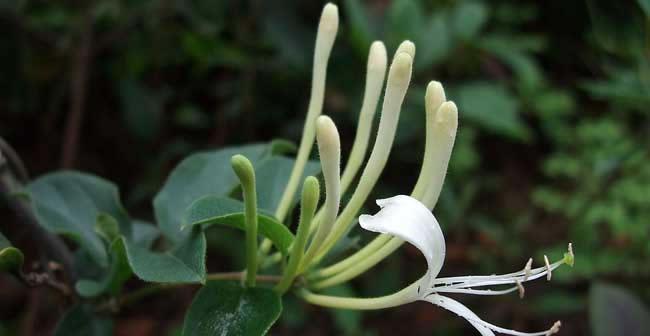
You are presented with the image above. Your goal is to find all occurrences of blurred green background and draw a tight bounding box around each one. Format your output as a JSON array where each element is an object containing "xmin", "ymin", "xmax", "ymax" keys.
[{"xmin": 1, "ymin": 0, "xmax": 649, "ymax": 335}]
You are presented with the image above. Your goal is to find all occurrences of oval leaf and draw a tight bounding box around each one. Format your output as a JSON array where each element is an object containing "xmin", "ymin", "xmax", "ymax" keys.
[
  {"xmin": 184, "ymin": 196, "xmax": 294, "ymax": 254},
  {"xmin": 26, "ymin": 171, "xmax": 132, "ymax": 267},
  {"xmin": 255, "ymin": 156, "xmax": 321, "ymax": 212},
  {"xmin": 182, "ymin": 281, "xmax": 282, "ymax": 336},
  {"xmin": 117, "ymin": 228, "xmax": 206, "ymax": 284},
  {"xmin": 76, "ymin": 220, "xmax": 160, "ymax": 297}
]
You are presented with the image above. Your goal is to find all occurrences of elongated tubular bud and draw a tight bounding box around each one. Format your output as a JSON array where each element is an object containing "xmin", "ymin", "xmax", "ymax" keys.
[
  {"xmin": 308, "ymin": 41, "xmax": 388, "ymax": 238},
  {"xmin": 314, "ymin": 45, "xmax": 414, "ymax": 261},
  {"xmin": 394, "ymin": 40, "xmax": 415, "ymax": 58},
  {"xmin": 339, "ymin": 41, "xmax": 388, "ymax": 194},
  {"xmin": 301, "ymin": 116, "xmax": 341, "ymax": 270},
  {"xmin": 274, "ymin": 3, "xmax": 339, "ymax": 224},
  {"xmin": 420, "ymin": 101, "xmax": 458, "ymax": 209},
  {"xmin": 411, "ymin": 81, "xmax": 447, "ymax": 202},
  {"xmin": 275, "ymin": 177, "xmax": 320, "ymax": 294},
  {"xmin": 231, "ymin": 155, "xmax": 258, "ymax": 287}
]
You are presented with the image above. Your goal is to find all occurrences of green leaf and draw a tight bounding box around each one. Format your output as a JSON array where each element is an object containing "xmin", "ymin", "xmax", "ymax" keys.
[
  {"xmin": 590, "ymin": 283, "xmax": 650, "ymax": 336},
  {"xmin": 154, "ymin": 144, "xmax": 275, "ymax": 242},
  {"xmin": 261, "ymin": 3, "xmax": 312, "ymax": 71},
  {"xmin": 118, "ymin": 228, "xmax": 206, "ymax": 284},
  {"xmin": 480, "ymin": 34, "xmax": 546, "ymax": 92},
  {"xmin": 255, "ymin": 156, "xmax": 321, "ymax": 212},
  {"xmin": 454, "ymin": 82, "xmax": 529, "ymax": 140},
  {"xmin": 0, "ymin": 231, "xmax": 24, "ymax": 274},
  {"xmin": 76, "ymin": 220, "xmax": 163, "ymax": 297},
  {"xmin": 387, "ymin": 0, "xmax": 423, "ymax": 48},
  {"xmin": 182, "ymin": 281, "xmax": 282, "ymax": 336},
  {"xmin": 76, "ymin": 238, "xmax": 131, "ymax": 297},
  {"xmin": 269, "ymin": 139, "xmax": 297, "ymax": 156},
  {"xmin": 586, "ymin": 0, "xmax": 646, "ymax": 57},
  {"xmin": 450, "ymin": 1, "xmax": 488, "ymax": 41},
  {"xmin": 132, "ymin": 220, "xmax": 160, "ymax": 249},
  {"xmin": 26, "ymin": 171, "xmax": 132, "ymax": 267},
  {"xmin": 118, "ymin": 79, "xmax": 168, "ymax": 141},
  {"xmin": 638, "ymin": 0, "xmax": 650, "ymax": 16},
  {"xmin": 54, "ymin": 305, "xmax": 113, "ymax": 336},
  {"xmin": 415, "ymin": 13, "xmax": 451, "ymax": 70},
  {"xmin": 344, "ymin": 0, "xmax": 374, "ymax": 56},
  {"xmin": 184, "ymin": 196, "xmax": 294, "ymax": 255},
  {"xmin": 95, "ymin": 213, "xmax": 120, "ymax": 243}
]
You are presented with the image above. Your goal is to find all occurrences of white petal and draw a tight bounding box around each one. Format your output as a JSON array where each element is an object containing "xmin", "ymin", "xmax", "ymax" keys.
[
  {"xmin": 424, "ymin": 294, "xmax": 557, "ymax": 336},
  {"xmin": 423, "ymin": 294, "xmax": 495, "ymax": 336},
  {"xmin": 359, "ymin": 195, "xmax": 446, "ymax": 282}
]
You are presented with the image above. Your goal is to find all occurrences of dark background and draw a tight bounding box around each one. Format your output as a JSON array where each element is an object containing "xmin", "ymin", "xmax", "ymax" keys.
[{"xmin": 1, "ymin": 0, "xmax": 649, "ymax": 335}]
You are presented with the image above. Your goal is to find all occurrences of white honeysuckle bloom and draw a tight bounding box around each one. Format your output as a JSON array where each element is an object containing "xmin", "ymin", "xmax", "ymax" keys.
[{"xmin": 359, "ymin": 195, "xmax": 572, "ymax": 336}]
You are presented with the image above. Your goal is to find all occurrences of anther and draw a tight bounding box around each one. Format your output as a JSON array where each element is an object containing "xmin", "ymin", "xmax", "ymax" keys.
[
  {"xmin": 524, "ymin": 258, "xmax": 532, "ymax": 280},
  {"xmin": 516, "ymin": 280, "xmax": 525, "ymax": 299}
]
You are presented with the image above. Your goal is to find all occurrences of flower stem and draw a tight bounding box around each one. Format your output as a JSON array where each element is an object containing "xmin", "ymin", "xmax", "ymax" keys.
[
  {"xmin": 276, "ymin": 177, "xmax": 320, "ymax": 294},
  {"xmin": 231, "ymin": 155, "xmax": 259, "ymax": 287}
]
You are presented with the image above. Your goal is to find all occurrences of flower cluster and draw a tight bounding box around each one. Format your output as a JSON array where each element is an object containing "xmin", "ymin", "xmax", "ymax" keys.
[{"xmin": 260, "ymin": 3, "xmax": 574, "ymax": 335}]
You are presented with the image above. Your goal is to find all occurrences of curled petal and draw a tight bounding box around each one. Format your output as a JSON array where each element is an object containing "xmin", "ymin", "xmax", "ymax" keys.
[
  {"xmin": 424, "ymin": 294, "xmax": 561, "ymax": 336},
  {"xmin": 359, "ymin": 195, "xmax": 445, "ymax": 282}
]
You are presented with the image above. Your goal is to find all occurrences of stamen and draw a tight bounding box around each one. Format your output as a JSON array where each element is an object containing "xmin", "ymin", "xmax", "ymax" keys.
[
  {"xmin": 433, "ymin": 258, "xmax": 563, "ymax": 288},
  {"xmin": 546, "ymin": 321, "xmax": 561, "ymax": 335},
  {"xmin": 434, "ymin": 286, "xmax": 519, "ymax": 296},
  {"xmin": 524, "ymin": 258, "xmax": 532, "ymax": 280},
  {"xmin": 516, "ymin": 280, "xmax": 525, "ymax": 299},
  {"xmin": 544, "ymin": 255, "xmax": 551, "ymax": 281}
]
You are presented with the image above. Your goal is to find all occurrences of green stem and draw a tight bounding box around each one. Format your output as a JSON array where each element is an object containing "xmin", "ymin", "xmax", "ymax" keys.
[
  {"xmin": 276, "ymin": 177, "xmax": 320, "ymax": 294},
  {"xmin": 232, "ymin": 155, "xmax": 259, "ymax": 287}
]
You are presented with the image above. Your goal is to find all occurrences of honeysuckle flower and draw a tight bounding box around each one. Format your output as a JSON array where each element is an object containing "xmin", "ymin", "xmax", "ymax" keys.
[
  {"xmin": 357, "ymin": 195, "xmax": 572, "ymax": 335},
  {"xmin": 301, "ymin": 197, "xmax": 572, "ymax": 336}
]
